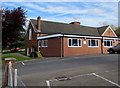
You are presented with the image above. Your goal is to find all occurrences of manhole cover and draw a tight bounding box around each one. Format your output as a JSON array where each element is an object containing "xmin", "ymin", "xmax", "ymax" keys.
[{"xmin": 55, "ymin": 76, "xmax": 71, "ymax": 81}]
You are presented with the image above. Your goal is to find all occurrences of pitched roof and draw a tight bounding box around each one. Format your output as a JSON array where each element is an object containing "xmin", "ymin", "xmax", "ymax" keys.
[
  {"xmin": 30, "ymin": 19, "xmax": 109, "ymax": 36},
  {"xmin": 97, "ymin": 25, "xmax": 109, "ymax": 35}
]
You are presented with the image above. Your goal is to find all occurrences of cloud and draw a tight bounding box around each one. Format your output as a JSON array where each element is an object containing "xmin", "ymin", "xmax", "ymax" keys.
[
  {"xmin": 2, "ymin": 2, "xmax": 118, "ymax": 27},
  {"xmin": 2, "ymin": 2, "xmax": 17, "ymax": 7},
  {"xmin": 22, "ymin": 2, "xmax": 105, "ymax": 16},
  {"xmin": 1, "ymin": 0, "xmax": 120, "ymax": 2}
]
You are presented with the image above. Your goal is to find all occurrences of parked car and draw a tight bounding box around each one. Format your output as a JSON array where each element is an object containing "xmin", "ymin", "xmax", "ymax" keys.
[
  {"xmin": 107, "ymin": 43, "xmax": 120, "ymax": 54},
  {"xmin": 10, "ymin": 48, "xmax": 20, "ymax": 52}
]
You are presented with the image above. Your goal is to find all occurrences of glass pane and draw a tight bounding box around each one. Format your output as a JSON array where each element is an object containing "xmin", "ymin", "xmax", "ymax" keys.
[
  {"xmin": 111, "ymin": 41, "xmax": 113, "ymax": 46},
  {"xmin": 44, "ymin": 40, "xmax": 46, "ymax": 46},
  {"xmin": 107, "ymin": 41, "xmax": 110, "ymax": 46},
  {"xmin": 69, "ymin": 39, "xmax": 71, "ymax": 46},
  {"xmin": 104, "ymin": 41, "xmax": 106, "ymax": 46},
  {"xmin": 91, "ymin": 40, "xmax": 95, "ymax": 46},
  {"xmin": 72, "ymin": 39, "xmax": 78, "ymax": 46},
  {"xmin": 79, "ymin": 40, "xmax": 81, "ymax": 46},
  {"xmin": 88, "ymin": 40, "xmax": 91, "ymax": 46},
  {"xmin": 96, "ymin": 40, "xmax": 98, "ymax": 46}
]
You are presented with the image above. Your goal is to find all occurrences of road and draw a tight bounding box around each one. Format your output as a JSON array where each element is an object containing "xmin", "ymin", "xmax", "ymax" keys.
[{"xmin": 15, "ymin": 54, "xmax": 119, "ymax": 87}]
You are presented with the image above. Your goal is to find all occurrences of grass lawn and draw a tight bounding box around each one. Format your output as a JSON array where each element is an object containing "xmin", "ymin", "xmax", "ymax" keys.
[
  {"xmin": 2, "ymin": 51, "xmax": 25, "ymax": 54},
  {"xmin": 2, "ymin": 54, "xmax": 41, "ymax": 63}
]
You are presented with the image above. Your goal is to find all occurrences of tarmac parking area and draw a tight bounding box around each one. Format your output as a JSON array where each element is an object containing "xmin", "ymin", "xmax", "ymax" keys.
[
  {"xmin": 49, "ymin": 70, "xmax": 119, "ymax": 87},
  {"xmin": 15, "ymin": 54, "xmax": 119, "ymax": 87}
]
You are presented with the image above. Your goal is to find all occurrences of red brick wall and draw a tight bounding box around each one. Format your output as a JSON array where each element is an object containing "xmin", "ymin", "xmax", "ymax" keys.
[
  {"xmin": 39, "ymin": 37, "xmax": 62, "ymax": 57},
  {"xmin": 103, "ymin": 28, "xmax": 116, "ymax": 37},
  {"xmin": 25, "ymin": 22, "xmax": 38, "ymax": 55},
  {"xmin": 63, "ymin": 37, "xmax": 102, "ymax": 56}
]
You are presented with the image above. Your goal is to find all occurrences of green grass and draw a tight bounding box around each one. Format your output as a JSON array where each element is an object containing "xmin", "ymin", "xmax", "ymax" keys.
[
  {"xmin": 2, "ymin": 51, "xmax": 25, "ymax": 54},
  {"xmin": 2, "ymin": 54, "xmax": 40, "ymax": 63}
]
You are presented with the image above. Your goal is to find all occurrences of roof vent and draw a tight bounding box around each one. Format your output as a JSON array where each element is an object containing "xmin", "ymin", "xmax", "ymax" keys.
[{"xmin": 70, "ymin": 22, "xmax": 80, "ymax": 25}]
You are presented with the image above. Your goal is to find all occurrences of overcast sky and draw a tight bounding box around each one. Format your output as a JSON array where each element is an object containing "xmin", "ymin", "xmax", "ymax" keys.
[{"xmin": 1, "ymin": 1, "xmax": 119, "ymax": 27}]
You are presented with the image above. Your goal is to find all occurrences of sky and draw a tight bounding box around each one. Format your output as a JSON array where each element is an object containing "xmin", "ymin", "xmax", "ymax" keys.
[{"xmin": 1, "ymin": 1, "xmax": 119, "ymax": 28}]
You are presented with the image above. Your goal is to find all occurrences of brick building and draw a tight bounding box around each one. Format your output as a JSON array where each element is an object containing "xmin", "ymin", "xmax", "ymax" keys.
[{"xmin": 25, "ymin": 16, "xmax": 119, "ymax": 57}]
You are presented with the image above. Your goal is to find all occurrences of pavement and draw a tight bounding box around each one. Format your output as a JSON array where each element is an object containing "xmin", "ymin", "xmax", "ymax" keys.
[{"xmin": 14, "ymin": 54, "xmax": 119, "ymax": 87}]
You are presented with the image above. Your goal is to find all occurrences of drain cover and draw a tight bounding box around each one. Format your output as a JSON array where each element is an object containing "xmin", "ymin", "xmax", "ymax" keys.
[{"xmin": 55, "ymin": 76, "xmax": 71, "ymax": 81}]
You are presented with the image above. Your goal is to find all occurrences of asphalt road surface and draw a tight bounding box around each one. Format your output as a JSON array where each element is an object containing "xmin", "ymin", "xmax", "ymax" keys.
[{"xmin": 15, "ymin": 54, "xmax": 119, "ymax": 87}]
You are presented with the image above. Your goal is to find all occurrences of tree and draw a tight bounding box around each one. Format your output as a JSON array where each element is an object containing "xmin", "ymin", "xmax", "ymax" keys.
[
  {"xmin": 115, "ymin": 27, "xmax": 120, "ymax": 37},
  {"xmin": 2, "ymin": 7, "xmax": 27, "ymax": 50}
]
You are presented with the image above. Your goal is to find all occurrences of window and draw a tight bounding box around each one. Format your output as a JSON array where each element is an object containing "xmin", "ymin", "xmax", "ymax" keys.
[
  {"xmin": 31, "ymin": 46, "xmax": 35, "ymax": 52},
  {"xmin": 29, "ymin": 29, "xmax": 32, "ymax": 40},
  {"xmin": 38, "ymin": 40, "xmax": 41, "ymax": 52},
  {"xmin": 104, "ymin": 40, "xmax": 113, "ymax": 47},
  {"xmin": 41, "ymin": 40, "xmax": 48, "ymax": 47},
  {"xmin": 88, "ymin": 40, "xmax": 99, "ymax": 47},
  {"xmin": 68, "ymin": 39, "xmax": 82, "ymax": 47}
]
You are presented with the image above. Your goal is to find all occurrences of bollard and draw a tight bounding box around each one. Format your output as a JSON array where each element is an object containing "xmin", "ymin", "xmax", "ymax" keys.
[{"xmin": 4, "ymin": 58, "xmax": 16, "ymax": 86}]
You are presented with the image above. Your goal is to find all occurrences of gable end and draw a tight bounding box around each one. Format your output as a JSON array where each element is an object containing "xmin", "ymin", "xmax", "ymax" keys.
[{"xmin": 102, "ymin": 26, "xmax": 117, "ymax": 37}]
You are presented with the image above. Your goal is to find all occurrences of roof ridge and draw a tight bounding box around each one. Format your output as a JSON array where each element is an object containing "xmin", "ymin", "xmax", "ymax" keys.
[
  {"xmin": 30, "ymin": 19, "xmax": 98, "ymax": 29},
  {"xmin": 97, "ymin": 25, "xmax": 109, "ymax": 28}
]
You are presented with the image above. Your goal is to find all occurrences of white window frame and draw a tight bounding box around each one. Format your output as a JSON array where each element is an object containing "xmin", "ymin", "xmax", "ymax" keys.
[
  {"xmin": 38, "ymin": 40, "xmax": 41, "ymax": 52},
  {"xmin": 104, "ymin": 40, "xmax": 113, "ymax": 47},
  {"xmin": 31, "ymin": 47, "xmax": 35, "ymax": 52},
  {"xmin": 88, "ymin": 40, "xmax": 99, "ymax": 47},
  {"xmin": 68, "ymin": 38, "xmax": 82, "ymax": 47},
  {"xmin": 41, "ymin": 40, "xmax": 48, "ymax": 47},
  {"xmin": 29, "ymin": 29, "xmax": 32, "ymax": 40},
  {"xmin": 27, "ymin": 48, "xmax": 29, "ymax": 56}
]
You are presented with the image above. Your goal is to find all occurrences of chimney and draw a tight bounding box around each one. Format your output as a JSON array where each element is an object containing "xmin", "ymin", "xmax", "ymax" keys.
[
  {"xmin": 37, "ymin": 16, "xmax": 41, "ymax": 32},
  {"xmin": 70, "ymin": 22, "xmax": 80, "ymax": 25}
]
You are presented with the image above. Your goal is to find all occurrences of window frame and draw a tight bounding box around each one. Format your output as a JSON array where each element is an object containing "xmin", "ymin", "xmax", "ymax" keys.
[
  {"xmin": 68, "ymin": 38, "xmax": 82, "ymax": 47},
  {"xmin": 29, "ymin": 29, "xmax": 32, "ymax": 40},
  {"xmin": 41, "ymin": 40, "xmax": 48, "ymax": 47},
  {"xmin": 88, "ymin": 39, "xmax": 99, "ymax": 47},
  {"xmin": 104, "ymin": 40, "xmax": 113, "ymax": 47}
]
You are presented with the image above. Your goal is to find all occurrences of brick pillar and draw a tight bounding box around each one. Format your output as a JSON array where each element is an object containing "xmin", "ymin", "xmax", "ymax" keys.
[{"xmin": 4, "ymin": 58, "xmax": 16, "ymax": 86}]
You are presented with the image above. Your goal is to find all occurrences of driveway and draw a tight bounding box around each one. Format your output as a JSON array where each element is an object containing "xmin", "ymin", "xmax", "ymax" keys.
[{"xmin": 15, "ymin": 54, "xmax": 119, "ymax": 87}]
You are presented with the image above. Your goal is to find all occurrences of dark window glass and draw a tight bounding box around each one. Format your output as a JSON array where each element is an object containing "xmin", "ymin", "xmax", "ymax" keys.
[
  {"xmin": 79, "ymin": 40, "xmax": 81, "ymax": 46},
  {"xmin": 111, "ymin": 41, "xmax": 113, "ymax": 46},
  {"xmin": 104, "ymin": 40, "xmax": 112, "ymax": 46},
  {"xmin": 69, "ymin": 39, "xmax": 81, "ymax": 46},
  {"xmin": 91, "ymin": 40, "xmax": 95, "ymax": 46},
  {"xmin": 104, "ymin": 41, "xmax": 107, "ymax": 46},
  {"xmin": 88, "ymin": 40, "xmax": 91, "ymax": 46},
  {"xmin": 96, "ymin": 40, "xmax": 98, "ymax": 46},
  {"xmin": 72, "ymin": 39, "xmax": 78, "ymax": 46},
  {"xmin": 69, "ymin": 39, "xmax": 71, "ymax": 46}
]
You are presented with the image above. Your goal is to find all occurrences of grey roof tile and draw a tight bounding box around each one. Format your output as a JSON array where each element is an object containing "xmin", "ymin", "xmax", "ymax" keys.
[{"xmin": 30, "ymin": 19, "xmax": 109, "ymax": 36}]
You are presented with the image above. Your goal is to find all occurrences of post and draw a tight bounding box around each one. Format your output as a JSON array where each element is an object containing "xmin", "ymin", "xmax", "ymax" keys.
[
  {"xmin": 4, "ymin": 58, "xmax": 16, "ymax": 86},
  {"xmin": 8, "ymin": 62, "xmax": 13, "ymax": 86},
  {"xmin": 14, "ymin": 69, "xmax": 17, "ymax": 86},
  {"xmin": 46, "ymin": 80, "xmax": 51, "ymax": 88}
]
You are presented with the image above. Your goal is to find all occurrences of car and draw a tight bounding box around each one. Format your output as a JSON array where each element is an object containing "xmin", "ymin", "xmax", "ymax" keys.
[
  {"xmin": 10, "ymin": 48, "xmax": 20, "ymax": 52},
  {"xmin": 107, "ymin": 43, "xmax": 120, "ymax": 54}
]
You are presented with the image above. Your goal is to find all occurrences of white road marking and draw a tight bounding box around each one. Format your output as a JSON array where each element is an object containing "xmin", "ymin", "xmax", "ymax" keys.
[
  {"xmin": 69, "ymin": 73, "xmax": 93, "ymax": 79},
  {"xmin": 49, "ymin": 70, "xmax": 117, "ymax": 82},
  {"xmin": 21, "ymin": 62, "xmax": 25, "ymax": 66},
  {"xmin": 17, "ymin": 76, "xmax": 26, "ymax": 87},
  {"xmin": 46, "ymin": 80, "xmax": 51, "ymax": 88},
  {"xmin": 92, "ymin": 73, "xmax": 120, "ymax": 87}
]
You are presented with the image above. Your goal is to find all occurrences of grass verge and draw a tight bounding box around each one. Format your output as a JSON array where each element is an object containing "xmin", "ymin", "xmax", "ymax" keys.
[
  {"xmin": 2, "ymin": 51, "xmax": 25, "ymax": 54},
  {"xmin": 2, "ymin": 54, "xmax": 40, "ymax": 63}
]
